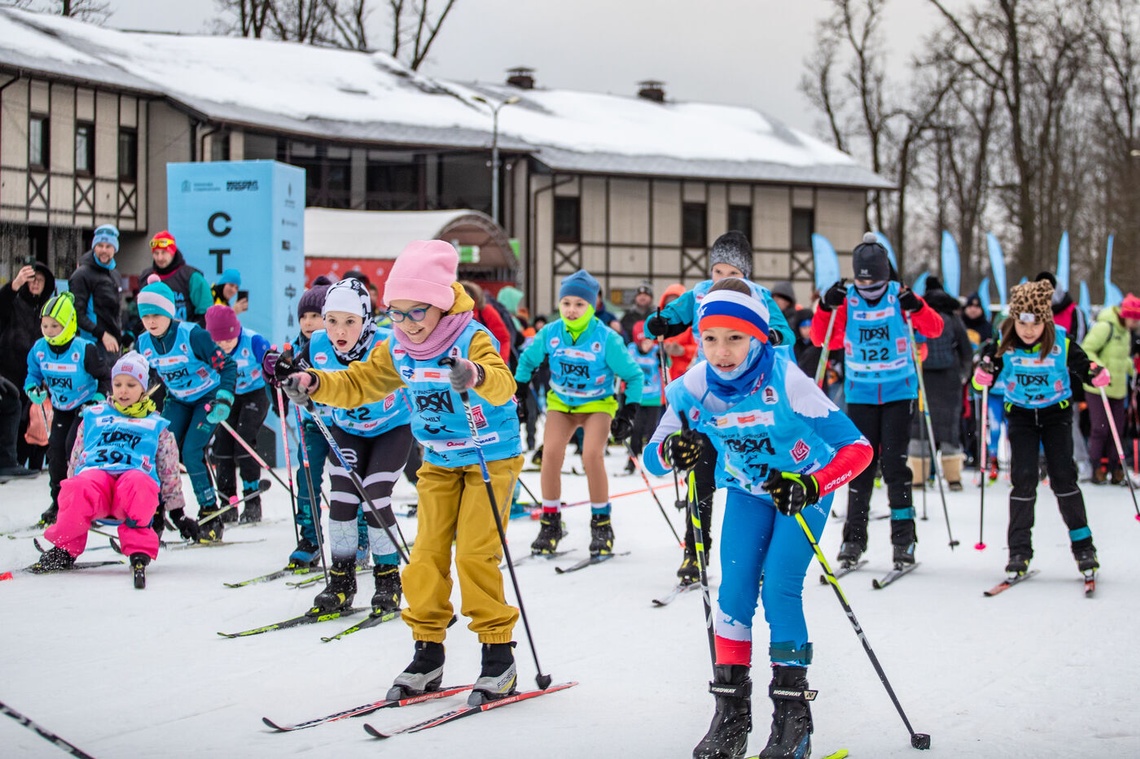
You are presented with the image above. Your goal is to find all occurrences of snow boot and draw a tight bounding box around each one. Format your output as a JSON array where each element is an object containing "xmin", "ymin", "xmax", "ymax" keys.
[
  {"xmin": 1074, "ymin": 546, "xmax": 1099, "ymax": 573},
  {"xmin": 757, "ymin": 666, "xmax": 815, "ymax": 759},
  {"xmin": 589, "ymin": 513, "xmax": 615, "ymax": 557},
  {"xmin": 371, "ymin": 564, "xmax": 402, "ymax": 613},
  {"xmin": 943, "ymin": 454, "xmax": 964, "ymax": 491},
  {"xmin": 677, "ymin": 546, "xmax": 701, "ymax": 586},
  {"xmin": 907, "ymin": 456, "xmax": 927, "ymax": 489},
  {"xmin": 310, "ymin": 558, "xmax": 356, "ymax": 614},
  {"xmin": 693, "ymin": 664, "xmax": 752, "ymax": 759},
  {"xmin": 288, "ymin": 539, "xmax": 322, "ymax": 569},
  {"xmin": 388, "ymin": 640, "xmax": 445, "ymax": 699},
  {"xmin": 468, "ymin": 642, "xmax": 518, "ymax": 705},
  {"xmin": 28, "ymin": 546, "xmax": 74, "ymax": 573},
  {"xmin": 530, "ymin": 512, "xmax": 565, "ymax": 555},
  {"xmin": 197, "ymin": 507, "xmax": 225, "ymax": 542},
  {"xmin": 130, "ymin": 553, "xmax": 149, "ymax": 590},
  {"xmin": 1005, "ymin": 554, "xmax": 1031, "ymax": 575},
  {"xmin": 835, "ymin": 541, "xmax": 864, "ymax": 568}
]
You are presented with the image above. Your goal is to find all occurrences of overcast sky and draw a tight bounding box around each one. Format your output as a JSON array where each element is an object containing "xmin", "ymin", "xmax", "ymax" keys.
[{"xmin": 105, "ymin": 0, "xmax": 941, "ymax": 134}]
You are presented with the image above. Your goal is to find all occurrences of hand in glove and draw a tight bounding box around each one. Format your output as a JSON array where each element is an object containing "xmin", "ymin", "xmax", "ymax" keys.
[
  {"xmin": 898, "ymin": 287, "xmax": 922, "ymax": 313},
  {"xmin": 820, "ymin": 281, "xmax": 847, "ymax": 310},
  {"xmin": 664, "ymin": 428, "xmax": 703, "ymax": 471},
  {"xmin": 610, "ymin": 403, "xmax": 639, "ymax": 443},
  {"xmin": 448, "ymin": 357, "xmax": 482, "ymax": 392},
  {"xmin": 645, "ymin": 313, "xmax": 670, "ymax": 338},
  {"xmin": 764, "ymin": 468, "xmax": 820, "ymax": 516},
  {"xmin": 169, "ymin": 508, "xmax": 200, "ymax": 542},
  {"xmin": 515, "ymin": 378, "xmax": 532, "ymax": 423},
  {"xmin": 25, "ymin": 386, "xmax": 48, "ymax": 405},
  {"xmin": 973, "ymin": 357, "xmax": 996, "ymax": 388},
  {"xmin": 281, "ymin": 371, "xmax": 318, "ymax": 406},
  {"xmin": 1090, "ymin": 364, "xmax": 1112, "ymax": 388},
  {"xmin": 262, "ymin": 350, "xmax": 284, "ymax": 385},
  {"xmin": 205, "ymin": 391, "xmax": 234, "ymax": 425}
]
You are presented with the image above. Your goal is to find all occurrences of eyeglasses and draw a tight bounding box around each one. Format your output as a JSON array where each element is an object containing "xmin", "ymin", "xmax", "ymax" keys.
[
  {"xmin": 150, "ymin": 238, "xmax": 175, "ymax": 250},
  {"xmin": 386, "ymin": 306, "xmax": 430, "ymax": 323}
]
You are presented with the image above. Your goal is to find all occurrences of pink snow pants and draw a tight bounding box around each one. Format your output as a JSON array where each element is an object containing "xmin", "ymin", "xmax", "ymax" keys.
[{"xmin": 46, "ymin": 469, "xmax": 160, "ymax": 560}]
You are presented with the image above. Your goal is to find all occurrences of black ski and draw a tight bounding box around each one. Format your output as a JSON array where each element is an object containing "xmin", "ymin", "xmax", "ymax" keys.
[
  {"xmin": 321, "ymin": 609, "xmax": 402, "ymax": 642},
  {"xmin": 224, "ymin": 565, "xmax": 323, "ymax": 589},
  {"xmin": 165, "ymin": 537, "xmax": 267, "ymax": 552},
  {"xmin": 652, "ymin": 581, "xmax": 699, "ymax": 606},
  {"xmin": 218, "ymin": 607, "xmax": 368, "ymax": 638},
  {"xmin": 820, "ymin": 560, "xmax": 867, "ymax": 584},
  {"xmin": 23, "ymin": 559, "xmax": 124, "ymax": 574},
  {"xmin": 509, "ymin": 549, "xmax": 575, "ymax": 568},
  {"xmin": 262, "ymin": 683, "xmax": 474, "ymax": 732},
  {"xmin": 983, "ymin": 569, "xmax": 1039, "ymax": 596},
  {"xmin": 871, "ymin": 562, "xmax": 920, "ymax": 589},
  {"xmin": 555, "ymin": 551, "xmax": 631, "ymax": 574},
  {"xmin": 362, "ymin": 681, "xmax": 577, "ymax": 738}
]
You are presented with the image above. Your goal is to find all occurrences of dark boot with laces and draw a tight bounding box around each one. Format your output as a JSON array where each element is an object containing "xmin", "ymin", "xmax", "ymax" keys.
[
  {"xmin": 589, "ymin": 513, "xmax": 614, "ymax": 557},
  {"xmin": 310, "ymin": 558, "xmax": 356, "ymax": 614},
  {"xmin": 693, "ymin": 664, "xmax": 752, "ymax": 759},
  {"xmin": 757, "ymin": 666, "xmax": 815, "ymax": 759},
  {"xmin": 531, "ymin": 512, "xmax": 565, "ymax": 555},
  {"xmin": 371, "ymin": 564, "xmax": 402, "ymax": 613}
]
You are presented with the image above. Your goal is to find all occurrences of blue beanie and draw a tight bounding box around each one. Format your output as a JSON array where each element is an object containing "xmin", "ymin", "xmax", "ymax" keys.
[
  {"xmin": 137, "ymin": 282, "xmax": 177, "ymax": 320},
  {"xmin": 92, "ymin": 224, "xmax": 119, "ymax": 252},
  {"xmin": 559, "ymin": 270, "xmax": 600, "ymax": 304},
  {"xmin": 217, "ymin": 268, "xmax": 242, "ymax": 287}
]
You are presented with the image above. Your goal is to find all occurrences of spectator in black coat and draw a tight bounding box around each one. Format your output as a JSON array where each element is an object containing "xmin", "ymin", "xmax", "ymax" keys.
[
  {"xmin": 69, "ymin": 224, "xmax": 123, "ymax": 363},
  {"xmin": 0, "ymin": 262, "xmax": 54, "ymax": 474}
]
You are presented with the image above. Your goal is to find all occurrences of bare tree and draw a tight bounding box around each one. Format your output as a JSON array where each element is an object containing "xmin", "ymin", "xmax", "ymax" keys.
[
  {"xmin": 389, "ymin": 0, "xmax": 457, "ymax": 70},
  {"xmin": 0, "ymin": 0, "xmax": 110, "ymax": 22}
]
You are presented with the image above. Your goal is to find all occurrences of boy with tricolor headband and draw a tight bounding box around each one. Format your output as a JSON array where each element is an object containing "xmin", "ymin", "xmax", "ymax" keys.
[
  {"xmin": 26, "ymin": 291, "xmax": 110, "ymax": 526},
  {"xmin": 644, "ymin": 278, "xmax": 872, "ymax": 759},
  {"xmin": 135, "ymin": 280, "xmax": 237, "ymax": 542},
  {"xmin": 31, "ymin": 352, "xmax": 186, "ymax": 589}
]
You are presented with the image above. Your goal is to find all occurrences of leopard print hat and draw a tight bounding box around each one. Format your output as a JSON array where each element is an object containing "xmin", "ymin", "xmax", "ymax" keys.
[{"xmin": 1008, "ymin": 279, "xmax": 1054, "ymax": 325}]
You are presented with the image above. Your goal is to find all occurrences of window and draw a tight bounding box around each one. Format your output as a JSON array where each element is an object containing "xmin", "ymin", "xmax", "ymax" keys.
[
  {"xmin": 29, "ymin": 115, "xmax": 49, "ymax": 170},
  {"xmin": 75, "ymin": 121, "xmax": 95, "ymax": 175},
  {"xmin": 210, "ymin": 130, "xmax": 231, "ymax": 162},
  {"xmin": 118, "ymin": 128, "xmax": 138, "ymax": 181},
  {"xmin": 682, "ymin": 202, "xmax": 707, "ymax": 248},
  {"xmin": 554, "ymin": 196, "xmax": 580, "ymax": 243},
  {"xmin": 728, "ymin": 204, "xmax": 752, "ymax": 242},
  {"xmin": 791, "ymin": 208, "xmax": 814, "ymax": 251}
]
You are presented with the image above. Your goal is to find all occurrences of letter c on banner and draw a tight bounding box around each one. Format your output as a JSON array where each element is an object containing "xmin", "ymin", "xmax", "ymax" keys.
[{"xmin": 208, "ymin": 211, "xmax": 232, "ymax": 237}]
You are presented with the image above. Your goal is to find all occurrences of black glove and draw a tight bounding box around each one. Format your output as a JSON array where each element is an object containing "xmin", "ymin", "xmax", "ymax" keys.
[
  {"xmin": 898, "ymin": 287, "xmax": 922, "ymax": 313},
  {"xmin": 645, "ymin": 313, "xmax": 670, "ymax": 339},
  {"xmin": 764, "ymin": 469, "xmax": 820, "ymax": 516},
  {"xmin": 610, "ymin": 403, "xmax": 639, "ymax": 443},
  {"xmin": 664, "ymin": 428, "xmax": 703, "ymax": 471},
  {"xmin": 515, "ymin": 378, "xmax": 531, "ymax": 424},
  {"xmin": 821, "ymin": 281, "xmax": 847, "ymax": 310},
  {"xmin": 169, "ymin": 508, "xmax": 200, "ymax": 542}
]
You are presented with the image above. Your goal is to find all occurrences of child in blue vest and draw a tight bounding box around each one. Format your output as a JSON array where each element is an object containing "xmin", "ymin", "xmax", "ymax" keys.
[
  {"xmin": 644, "ymin": 279, "xmax": 872, "ymax": 759},
  {"xmin": 26, "ymin": 292, "xmax": 110, "ymax": 526},
  {"xmin": 812, "ymin": 233, "xmax": 944, "ymax": 569},
  {"xmin": 515, "ymin": 269, "xmax": 645, "ymax": 557},
  {"xmin": 285, "ymin": 278, "xmax": 414, "ymax": 615},
  {"xmin": 623, "ymin": 319, "xmax": 665, "ymax": 474},
  {"xmin": 32, "ymin": 352, "xmax": 186, "ymax": 589},
  {"xmin": 644, "ymin": 231, "xmax": 795, "ymax": 583},
  {"xmin": 972, "ymin": 279, "xmax": 1108, "ymax": 577},
  {"xmin": 205, "ymin": 305, "xmax": 270, "ymax": 523},
  {"xmin": 135, "ymin": 281, "xmax": 236, "ymax": 542},
  {"xmin": 268, "ymin": 240, "xmax": 526, "ymax": 706}
]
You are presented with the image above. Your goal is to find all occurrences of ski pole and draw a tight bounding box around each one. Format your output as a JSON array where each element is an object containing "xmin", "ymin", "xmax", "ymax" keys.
[
  {"xmin": 525, "ymin": 482, "xmax": 675, "ymax": 518},
  {"xmin": 294, "ymin": 405, "xmax": 330, "ymax": 578},
  {"xmin": 907, "ymin": 319, "xmax": 958, "ymax": 548},
  {"xmin": 0, "ymin": 699, "xmax": 95, "ymax": 759},
  {"xmin": 274, "ymin": 376, "xmax": 300, "ymax": 545},
  {"xmin": 624, "ymin": 441, "xmax": 683, "ymax": 546},
  {"xmin": 515, "ymin": 472, "xmax": 541, "ymax": 505},
  {"xmin": 442, "ymin": 358, "xmax": 553, "ymax": 691},
  {"xmin": 210, "ymin": 413, "xmax": 294, "ymax": 494},
  {"xmin": 686, "ymin": 467, "xmax": 717, "ymax": 675},
  {"xmin": 797, "ymin": 513, "xmax": 932, "ymax": 750},
  {"xmin": 654, "ymin": 322, "xmax": 685, "ymax": 515},
  {"xmin": 976, "ymin": 384, "xmax": 988, "ymax": 550},
  {"xmin": 814, "ymin": 304, "xmax": 839, "ymax": 388},
  {"xmin": 1097, "ymin": 385, "xmax": 1140, "ymax": 519}
]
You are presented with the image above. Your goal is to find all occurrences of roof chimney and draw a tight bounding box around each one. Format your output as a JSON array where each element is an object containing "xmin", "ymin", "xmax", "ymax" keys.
[
  {"xmin": 507, "ymin": 67, "xmax": 535, "ymax": 90},
  {"xmin": 637, "ymin": 80, "xmax": 666, "ymax": 103}
]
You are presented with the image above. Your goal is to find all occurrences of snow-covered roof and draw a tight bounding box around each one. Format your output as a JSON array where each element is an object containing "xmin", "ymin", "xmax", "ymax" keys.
[{"xmin": 0, "ymin": 9, "xmax": 893, "ymax": 190}]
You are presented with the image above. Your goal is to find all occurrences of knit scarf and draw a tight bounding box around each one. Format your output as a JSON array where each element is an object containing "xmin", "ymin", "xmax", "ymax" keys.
[
  {"xmin": 563, "ymin": 305, "xmax": 596, "ymax": 341},
  {"xmin": 113, "ymin": 395, "xmax": 157, "ymax": 419},
  {"xmin": 392, "ymin": 310, "xmax": 473, "ymax": 360},
  {"xmin": 94, "ymin": 255, "xmax": 116, "ymax": 272}
]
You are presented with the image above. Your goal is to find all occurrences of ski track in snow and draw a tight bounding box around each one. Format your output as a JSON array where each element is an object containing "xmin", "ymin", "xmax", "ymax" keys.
[{"xmin": 2, "ymin": 457, "xmax": 1140, "ymax": 757}]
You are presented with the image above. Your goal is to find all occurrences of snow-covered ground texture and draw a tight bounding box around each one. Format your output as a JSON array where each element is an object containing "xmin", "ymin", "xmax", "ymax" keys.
[{"xmin": 3, "ymin": 453, "xmax": 1139, "ymax": 758}]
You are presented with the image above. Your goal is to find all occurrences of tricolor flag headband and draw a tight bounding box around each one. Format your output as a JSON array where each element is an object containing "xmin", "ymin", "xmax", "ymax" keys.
[{"xmin": 697, "ymin": 289, "xmax": 770, "ymax": 343}]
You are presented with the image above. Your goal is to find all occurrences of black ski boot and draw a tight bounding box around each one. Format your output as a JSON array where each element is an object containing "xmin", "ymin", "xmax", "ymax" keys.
[
  {"xmin": 757, "ymin": 666, "xmax": 815, "ymax": 759},
  {"xmin": 39, "ymin": 504, "xmax": 58, "ymax": 527},
  {"xmin": 27, "ymin": 546, "xmax": 75, "ymax": 573},
  {"xmin": 835, "ymin": 541, "xmax": 863, "ymax": 567},
  {"xmin": 1074, "ymin": 546, "xmax": 1099, "ymax": 573},
  {"xmin": 288, "ymin": 539, "xmax": 322, "ymax": 569},
  {"xmin": 892, "ymin": 541, "xmax": 916, "ymax": 567},
  {"xmin": 677, "ymin": 544, "xmax": 701, "ymax": 586},
  {"xmin": 197, "ymin": 507, "xmax": 225, "ymax": 542},
  {"xmin": 693, "ymin": 664, "xmax": 752, "ymax": 759},
  {"xmin": 589, "ymin": 513, "xmax": 614, "ymax": 557},
  {"xmin": 530, "ymin": 512, "xmax": 565, "ymax": 555},
  {"xmin": 310, "ymin": 558, "xmax": 356, "ymax": 614},
  {"xmin": 1005, "ymin": 554, "xmax": 1031, "ymax": 575},
  {"xmin": 130, "ymin": 553, "xmax": 149, "ymax": 589},
  {"xmin": 371, "ymin": 564, "xmax": 402, "ymax": 613},
  {"xmin": 239, "ymin": 483, "xmax": 262, "ymax": 523},
  {"xmin": 388, "ymin": 640, "xmax": 445, "ymax": 699},
  {"xmin": 469, "ymin": 642, "xmax": 518, "ymax": 705},
  {"xmin": 220, "ymin": 495, "xmax": 239, "ymax": 523}
]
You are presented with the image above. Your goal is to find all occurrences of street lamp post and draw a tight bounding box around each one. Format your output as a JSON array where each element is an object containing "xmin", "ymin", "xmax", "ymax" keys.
[{"xmin": 473, "ymin": 95, "xmax": 520, "ymax": 224}]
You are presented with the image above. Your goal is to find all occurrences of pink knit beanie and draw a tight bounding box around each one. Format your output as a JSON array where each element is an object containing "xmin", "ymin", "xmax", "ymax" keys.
[
  {"xmin": 205, "ymin": 305, "xmax": 241, "ymax": 342},
  {"xmin": 383, "ymin": 240, "xmax": 457, "ymax": 311}
]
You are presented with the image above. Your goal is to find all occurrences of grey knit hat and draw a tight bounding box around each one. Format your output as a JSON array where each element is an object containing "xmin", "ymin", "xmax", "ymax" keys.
[{"xmin": 709, "ymin": 231, "xmax": 753, "ymax": 279}]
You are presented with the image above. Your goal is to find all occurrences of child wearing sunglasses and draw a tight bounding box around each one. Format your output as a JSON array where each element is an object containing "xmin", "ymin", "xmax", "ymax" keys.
[{"xmin": 267, "ymin": 240, "xmax": 526, "ymax": 707}]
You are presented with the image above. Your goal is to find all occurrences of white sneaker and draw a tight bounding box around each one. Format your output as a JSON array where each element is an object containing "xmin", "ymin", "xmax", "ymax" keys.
[{"xmin": 1077, "ymin": 461, "xmax": 1093, "ymax": 482}]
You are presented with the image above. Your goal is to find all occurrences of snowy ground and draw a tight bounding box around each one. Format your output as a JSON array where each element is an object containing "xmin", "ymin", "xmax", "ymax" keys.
[{"xmin": 3, "ymin": 451, "xmax": 1140, "ymax": 758}]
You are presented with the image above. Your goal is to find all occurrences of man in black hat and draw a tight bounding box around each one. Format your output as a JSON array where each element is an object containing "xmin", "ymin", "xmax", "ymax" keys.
[{"xmin": 620, "ymin": 283, "xmax": 655, "ymax": 344}]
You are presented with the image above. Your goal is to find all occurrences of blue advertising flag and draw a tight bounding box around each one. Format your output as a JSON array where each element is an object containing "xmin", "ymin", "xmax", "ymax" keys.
[
  {"xmin": 1104, "ymin": 235, "xmax": 1123, "ymax": 307},
  {"xmin": 985, "ymin": 233, "xmax": 1008, "ymax": 310},
  {"xmin": 940, "ymin": 230, "xmax": 960, "ymax": 298},
  {"xmin": 1056, "ymin": 231, "xmax": 1070, "ymax": 292},
  {"xmin": 978, "ymin": 276, "xmax": 992, "ymax": 316},
  {"xmin": 873, "ymin": 231, "xmax": 899, "ymax": 273},
  {"xmin": 811, "ymin": 233, "xmax": 840, "ymax": 293},
  {"xmin": 912, "ymin": 271, "xmax": 929, "ymax": 296},
  {"xmin": 1079, "ymin": 280, "xmax": 1093, "ymax": 324}
]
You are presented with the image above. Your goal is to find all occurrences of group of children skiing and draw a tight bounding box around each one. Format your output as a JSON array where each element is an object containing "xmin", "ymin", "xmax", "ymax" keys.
[{"xmin": 20, "ymin": 224, "xmax": 1135, "ymax": 759}]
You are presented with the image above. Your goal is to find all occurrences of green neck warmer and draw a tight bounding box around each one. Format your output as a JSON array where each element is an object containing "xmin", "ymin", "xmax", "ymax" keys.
[{"xmin": 564, "ymin": 306, "xmax": 595, "ymax": 340}]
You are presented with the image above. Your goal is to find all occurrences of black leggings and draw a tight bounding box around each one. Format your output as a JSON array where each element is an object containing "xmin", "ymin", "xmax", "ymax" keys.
[
  {"xmin": 844, "ymin": 399, "xmax": 916, "ymax": 547},
  {"xmin": 48, "ymin": 407, "xmax": 81, "ymax": 508},
  {"xmin": 210, "ymin": 388, "xmax": 270, "ymax": 498}
]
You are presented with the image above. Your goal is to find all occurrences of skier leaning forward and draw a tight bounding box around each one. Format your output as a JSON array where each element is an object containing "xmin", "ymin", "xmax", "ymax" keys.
[{"xmin": 645, "ymin": 280, "xmax": 872, "ymax": 759}]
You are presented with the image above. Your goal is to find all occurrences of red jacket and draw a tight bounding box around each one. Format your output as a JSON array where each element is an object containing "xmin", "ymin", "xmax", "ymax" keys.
[{"xmin": 475, "ymin": 303, "xmax": 511, "ymax": 364}]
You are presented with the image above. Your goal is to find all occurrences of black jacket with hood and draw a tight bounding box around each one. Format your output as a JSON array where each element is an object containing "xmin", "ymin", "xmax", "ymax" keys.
[
  {"xmin": 0, "ymin": 262, "xmax": 56, "ymax": 388},
  {"xmin": 69, "ymin": 249, "xmax": 122, "ymax": 344}
]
